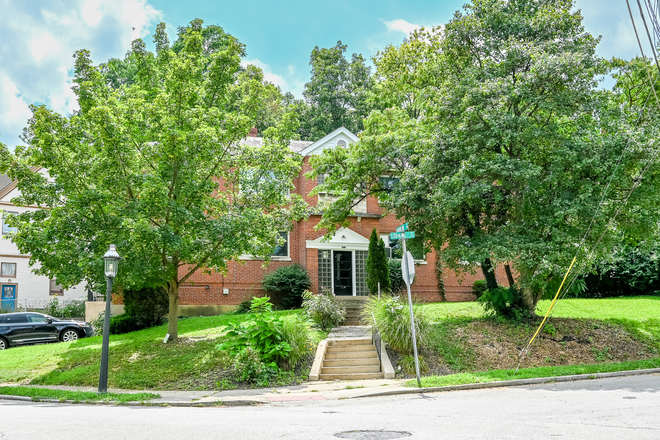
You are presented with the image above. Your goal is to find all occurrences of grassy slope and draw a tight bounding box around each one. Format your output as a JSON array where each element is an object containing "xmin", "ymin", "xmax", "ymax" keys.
[
  {"xmin": 411, "ymin": 296, "xmax": 660, "ymax": 387},
  {"xmin": 0, "ymin": 310, "xmax": 325, "ymax": 390}
]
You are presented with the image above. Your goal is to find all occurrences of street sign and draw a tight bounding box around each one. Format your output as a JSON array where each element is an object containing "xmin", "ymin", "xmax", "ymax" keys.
[
  {"xmin": 402, "ymin": 251, "xmax": 415, "ymax": 285},
  {"xmin": 396, "ymin": 222, "xmax": 409, "ymax": 233},
  {"xmin": 389, "ymin": 231, "xmax": 415, "ymax": 240}
]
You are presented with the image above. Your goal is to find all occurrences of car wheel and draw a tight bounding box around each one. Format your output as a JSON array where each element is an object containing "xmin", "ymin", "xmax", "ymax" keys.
[
  {"xmin": 0, "ymin": 337, "xmax": 7, "ymax": 350},
  {"xmin": 60, "ymin": 329, "xmax": 79, "ymax": 342}
]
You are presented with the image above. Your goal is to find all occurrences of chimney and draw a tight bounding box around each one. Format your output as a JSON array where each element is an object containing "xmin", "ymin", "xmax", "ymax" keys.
[{"xmin": 249, "ymin": 127, "xmax": 258, "ymax": 137}]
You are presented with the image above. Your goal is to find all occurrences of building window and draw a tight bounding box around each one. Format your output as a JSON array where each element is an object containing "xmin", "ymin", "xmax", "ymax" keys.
[
  {"xmin": 337, "ymin": 140, "xmax": 347, "ymax": 147},
  {"xmin": 272, "ymin": 231, "xmax": 289, "ymax": 257},
  {"xmin": 2, "ymin": 212, "xmax": 18, "ymax": 235},
  {"xmin": 1, "ymin": 263, "xmax": 16, "ymax": 277},
  {"xmin": 355, "ymin": 250, "xmax": 368, "ymax": 296},
  {"xmin": 381, "ymin": 234, "xmax": 426, "ymax": 261},
  {"xmin": 49, "ymin": 279, "xmax": 64, "ymax": 296},
  {"xmin": 379, "ymin": 176, "xmax": 400, "ymax": 190}
]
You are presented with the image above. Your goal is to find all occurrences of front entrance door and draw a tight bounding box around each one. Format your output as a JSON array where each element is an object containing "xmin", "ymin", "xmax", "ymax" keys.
[
  {"xmin": 1, "ymin": 285, "xmax": 16, "ymax": 312},
  {"xmin": 333, "ymin": 251, "xmax": 352, "ymax": 296}
]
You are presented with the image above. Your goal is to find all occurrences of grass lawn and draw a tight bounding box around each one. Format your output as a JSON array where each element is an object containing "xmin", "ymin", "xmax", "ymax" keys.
[
  {"xmin": 394, "ymin": 296, "xmax": 660, "ymax": 383},
  {"xmin": 0, "ymin": 310, "xmax": 325, "ymax": 390},
  {"xmin": 0, "ymin": 386, "xmax": 159, "ymax": 403}
]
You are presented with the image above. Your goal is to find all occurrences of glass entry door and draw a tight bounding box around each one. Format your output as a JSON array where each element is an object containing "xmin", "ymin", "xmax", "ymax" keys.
[{"xmin": 333, "ymin": 251, "xmax": 353, "ymax": 296}]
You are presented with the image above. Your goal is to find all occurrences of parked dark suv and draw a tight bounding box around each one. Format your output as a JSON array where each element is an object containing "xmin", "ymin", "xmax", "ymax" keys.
[{"xmin": 0, "ymin": 312, "xmax": 94, "ymax": 349}]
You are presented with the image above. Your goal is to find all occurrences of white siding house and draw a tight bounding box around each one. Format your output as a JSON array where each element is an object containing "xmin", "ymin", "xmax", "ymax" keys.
[{"xmin": 0, "ymin": 169, "xmax": 86, "ymax": 311}]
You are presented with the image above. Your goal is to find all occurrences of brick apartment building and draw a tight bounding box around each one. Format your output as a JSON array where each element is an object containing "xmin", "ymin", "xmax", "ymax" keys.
[{"xmin": 178, "ymin": 127, "xmax": 508, "ymax": 310}]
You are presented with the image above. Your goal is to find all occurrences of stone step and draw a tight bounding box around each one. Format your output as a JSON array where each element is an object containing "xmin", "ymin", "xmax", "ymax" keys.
[
  {"xmin": 320, "ymin": 372, "xmax": 384, "ymax": 381},
  {"xmin": 326, "ymin": 345, "xmax": 376, "ymax": 353},
  {"xmin": 323, "ymin": 357, "xmax": 380, "ymax": 367},
  {"xmin": 321, "ymin": 365, "xmax": 381, "ymax": 374},
  {"xmin": 328, "ymin": 338, "xmax": 372, "ymax": 346},
  {"xmin": 343, "ymin": 321, "xmax": 363, "ymax": 326},
  {"xmin": 325, "ymin": 350, "xmax": 378, "ymax": 359}
]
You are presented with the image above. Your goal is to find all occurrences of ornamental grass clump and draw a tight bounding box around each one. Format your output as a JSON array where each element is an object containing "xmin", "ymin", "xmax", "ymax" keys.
[
  {"xmin": 302, "ymin": 289, "xmax": 345, "ymax": 331},
  {"xmin": 362, "ymin": 295, "xmax": 429, "ymax": 354}
]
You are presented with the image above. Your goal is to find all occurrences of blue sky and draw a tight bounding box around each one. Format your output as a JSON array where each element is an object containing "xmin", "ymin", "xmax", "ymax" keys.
[{"xmin": 0, "ymin": 0, "xmax": 656, "ymax": 147}]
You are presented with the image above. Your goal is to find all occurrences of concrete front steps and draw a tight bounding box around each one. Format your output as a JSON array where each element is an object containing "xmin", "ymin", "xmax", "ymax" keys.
[
  {"xmin": 319, "ymin": 338, "xmax": 383, "ymax": 381},
  {"xmin": 336, "ymin": 297, "xmax": 368, "ymax": 326}
]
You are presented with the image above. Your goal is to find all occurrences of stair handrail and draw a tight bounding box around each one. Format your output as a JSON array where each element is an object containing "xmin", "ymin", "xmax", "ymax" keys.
[{"xmin": 371, "ymin": 311, "xmax": 382, "ymax": 361}]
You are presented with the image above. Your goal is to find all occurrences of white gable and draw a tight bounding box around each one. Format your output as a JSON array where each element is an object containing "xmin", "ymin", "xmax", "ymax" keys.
[
  {"xmin": 299, "ymin": 127, "xmax": 359, "ymax": 156},
  {"xmin": 306, "ymin": 227, "xmax": 370, "ymax": 250}
]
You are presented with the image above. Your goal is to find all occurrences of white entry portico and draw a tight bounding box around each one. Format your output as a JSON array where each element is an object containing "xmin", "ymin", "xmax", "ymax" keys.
[{"xmin": 306, "ymin": 228, "xmax": 370, "ymax": 296}]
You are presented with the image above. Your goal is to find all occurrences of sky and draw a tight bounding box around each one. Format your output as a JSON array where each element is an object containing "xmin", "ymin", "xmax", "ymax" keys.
[{"xmin": 0, "ymin": 0, "xmax": 657, "ymax": 148}]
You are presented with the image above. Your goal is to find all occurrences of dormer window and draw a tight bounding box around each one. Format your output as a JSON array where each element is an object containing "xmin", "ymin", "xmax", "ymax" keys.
[{"xmin": 337, "ymin": 140, "xmax": 347, "ymax": 147}]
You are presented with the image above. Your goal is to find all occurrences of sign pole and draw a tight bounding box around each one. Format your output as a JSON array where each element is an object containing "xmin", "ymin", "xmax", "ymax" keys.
[{"xmin": 402, "ymin": 238, "xmax": 422, "ymax": 388}]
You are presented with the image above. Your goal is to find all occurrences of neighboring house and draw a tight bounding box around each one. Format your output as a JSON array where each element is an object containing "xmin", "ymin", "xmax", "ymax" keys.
[
  {"xmin": 0, "ymin": 169, "xmax": 86, "ymax": 311},
  {"xmin": 179, "ymin": 127, "xmax": 509, "ymax": 310}
]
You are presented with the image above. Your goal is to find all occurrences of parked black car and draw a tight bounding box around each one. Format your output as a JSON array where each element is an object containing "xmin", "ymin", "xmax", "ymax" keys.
[{"xmin": 0, "ymin": 312, "xmax": 94, "ymax": 349}]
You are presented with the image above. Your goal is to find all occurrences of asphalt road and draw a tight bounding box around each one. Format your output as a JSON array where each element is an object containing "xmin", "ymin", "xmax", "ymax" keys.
[{"xmin": 1, "ymin": 374, "xmax": 659, "ymax": 440}]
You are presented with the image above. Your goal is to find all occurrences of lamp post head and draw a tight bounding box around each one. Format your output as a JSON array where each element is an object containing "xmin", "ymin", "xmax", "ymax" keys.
[{"xmin": 103, "ymin": 244, "xmax": 120, "ymax": 278}]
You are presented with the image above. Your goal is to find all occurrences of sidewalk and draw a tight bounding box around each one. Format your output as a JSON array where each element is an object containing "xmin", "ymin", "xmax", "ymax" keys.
[{"xmin": 3, "ymin": 367, "xmax": 660, "ymax": 406}]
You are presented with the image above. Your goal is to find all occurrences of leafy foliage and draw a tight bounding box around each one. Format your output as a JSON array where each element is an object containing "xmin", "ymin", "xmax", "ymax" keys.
[
  {"xmin": 262, "ymin": 264, "xmax": 312, "ymax": 310},
  {"xmin": 123, "ymin": 286, "xmax": 169, "ymax": 328},
  {"xmin": 217, "ymin": 297, "xmax": 291, "ymax": 369},
  {"xmin": 472, "ymin": 280, "xmax": 488, "ymax": 300},
  {"xmin": 301, "ymin": 289, "xmax": 345, "ymax": 331},
  {"xmin": 362, "ymin": 295, "xmax": 429, "ymax": 354},
  {"xmin": 366, "ymin": 229, "xmax": 391, "ymax": 294},
  {"xmin": 109, "ymin": 314, "xmax": 143, "ymax": 335},
  {"xmin": 582, "ymin": 245, "xmax": 660, "ymax": 298},
  {"xmin": 298, "ymin": 41, "xmax": 374, "ymax": 140},
  {"xmin": 231, "ymin": 346, "xmax": 275, "ymax": 385},
  {"xmin": 0, "ymin": 19, "xmax": 307, "ymax": 340},
  {"xmin": 479, "ymin": 287, "xmax": 525, "ymax": 321},
  {"xmin": 388, "ymin": 259, "xmax": 406, "ymax": 295}
]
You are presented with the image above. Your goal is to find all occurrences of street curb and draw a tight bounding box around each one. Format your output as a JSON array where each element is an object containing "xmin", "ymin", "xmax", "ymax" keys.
[{"xmin": 349, "ymin": 367, "xmax": 660, "ymax": 399}]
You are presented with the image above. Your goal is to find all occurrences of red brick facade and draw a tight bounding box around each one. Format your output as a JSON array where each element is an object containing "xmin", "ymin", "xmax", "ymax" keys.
[{"xmin": 178, "ymin": 128, "xmax": 509, "ymax": 307}]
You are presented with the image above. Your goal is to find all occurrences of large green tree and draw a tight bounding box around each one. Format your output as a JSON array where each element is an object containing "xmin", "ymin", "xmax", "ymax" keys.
[
  {"xmin": 309, "ymin": 0, "xmax": 660, "ymax": 315},
  {"xmin": 0, "ymin": 19, "xmax": 307, "ymax": 339},
  {"xmin": 299, "ymin": 41, "xmax": 374, "ymax": 140}
]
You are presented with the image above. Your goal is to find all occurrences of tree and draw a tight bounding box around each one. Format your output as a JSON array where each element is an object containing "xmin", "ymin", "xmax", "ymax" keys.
[
  {"xmin": 299, "ymin": 41, "xmax": 374, "ymax": 140},
  {"xmin": 366, "ymin": 228, "xmax": 391, "ymax": 294},
  {"xmin": 309, "ymin": 0, "xmax": 660, "ymax": 316},
  {"xmin": 0, "ymin": 19, "xmax": 307, "ymax": 339}
]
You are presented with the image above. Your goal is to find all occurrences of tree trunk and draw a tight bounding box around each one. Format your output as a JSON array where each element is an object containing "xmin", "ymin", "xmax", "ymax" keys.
[
  {"xmin": 481, "ymin": 257, "xmax": 499, "ymax": 291},
  {"xmin": 504, "ymin": 264, "xmax": 515, "ymax": 287},
  {"xmin": 517, "ymin": 267, "xmax": 539, "ymax": 317},
  {"xmin": 167, "ymin": 282, "xmax": 180, "ymax": 340}
]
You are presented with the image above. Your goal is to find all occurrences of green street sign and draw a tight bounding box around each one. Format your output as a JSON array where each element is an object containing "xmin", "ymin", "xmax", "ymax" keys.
[
  {"xmin": 390, "ymin": 231, "xmax": 415, "ymax": 240},
  {"xmin": 396, "ymin": 223, "xmax": 409, "ymax": 233}
]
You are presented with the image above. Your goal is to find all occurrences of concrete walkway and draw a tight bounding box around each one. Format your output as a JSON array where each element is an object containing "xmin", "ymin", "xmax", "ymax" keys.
[
  {"xmin": 327, "ymin": 325, "xmax": 372, "ymax": 340},
  {"xmin": 3, "ymin": 367, "xmax": 660, "ymax": 406}
]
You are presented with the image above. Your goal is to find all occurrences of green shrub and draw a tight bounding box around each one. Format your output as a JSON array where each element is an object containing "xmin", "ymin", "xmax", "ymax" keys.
[
  {"xmin": 280, "ymin": 314, "xmax": 313, "ymax": 370},
  {"xmin": 233, "ymin": 300, "xmax": 251, "ymax": 314},
  {"xmin": 123, "ymin": 286, "xmax": 169, "ymax": 328},
  {"xmin": 109, "ymin": 313, "xmax": 144, "ymax": 335},
  {"xmin": 388, "ymin": 259, "xmax": 406, "ymax": 295},
  {"xmin": 400, "ymin": 354, "xmax": 428, "ymax": 375},
  {"xmin": 478, "ymin": 287, "xmax": 525, "ymax": 321},
  {"xmin": 262, "ymin": 264, "xmax": 312, "ymax": 309},
  {"xmin": 472, "ymin": 280, "xmax": 487, "ymax": 300},
  {"xmin": 366, "ymin": 229, "xmax": 391, "ymax": 294},
  {"xmin": 217, "ymin": 297, "xmax": 291, "ymax": 369},
  {"xmin": 362, "ymin": 295, "xmax": 429, "ymax": 354},
  {"xmin": 90, "ymin": 312, "xmax": 105, "ymax": 335},
  {"xmin": 60, "ymin": 300, "xmax": 86, "ymax": 318},
  {"xmin": 302, "ymin": 289, "xmax": 345, "ymax": 331},
  {"xmin": 231, "ymin": 346, "xmax": 276, "ymax": 384}
]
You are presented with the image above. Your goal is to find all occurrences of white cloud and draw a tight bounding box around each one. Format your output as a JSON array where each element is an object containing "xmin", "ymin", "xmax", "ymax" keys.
[
  {"xmin": 384, "ymin": 19, "xmax": 421, "ymax": 35},
  {"xmin": 0, "ymin": 0, "xmax": 163, "ymax": 148}
]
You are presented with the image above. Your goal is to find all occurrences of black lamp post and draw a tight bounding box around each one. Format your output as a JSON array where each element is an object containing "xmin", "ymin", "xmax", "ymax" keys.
[{"xmin": 99, "ymin": 244, "xmax": 119, "ymax": 394}]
